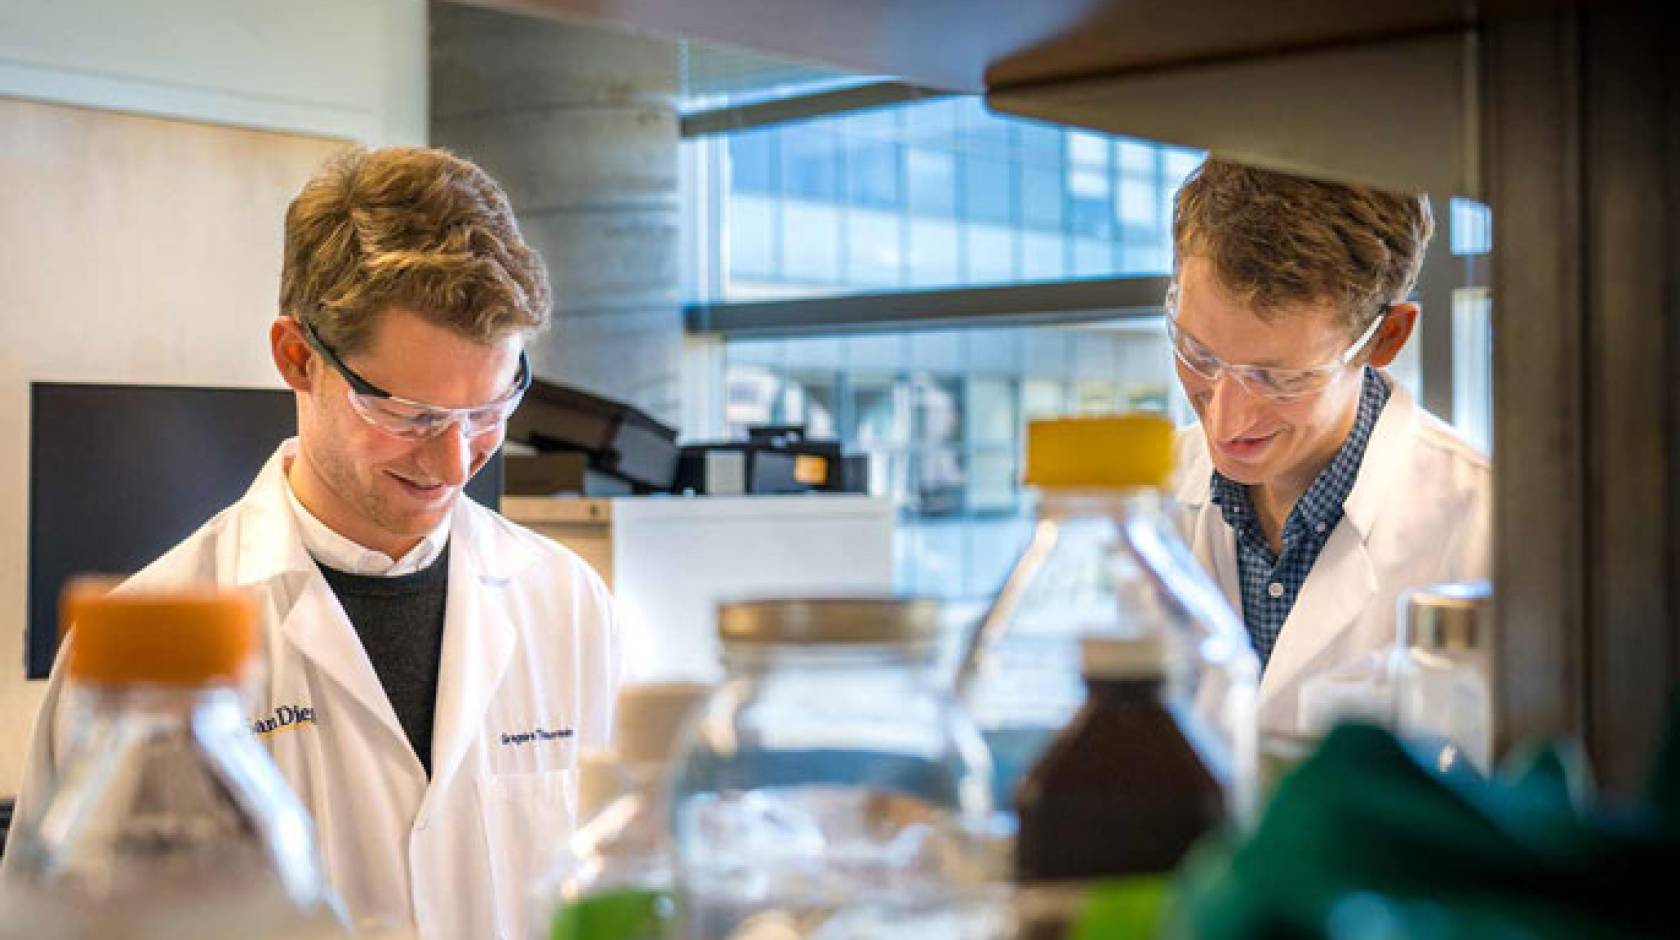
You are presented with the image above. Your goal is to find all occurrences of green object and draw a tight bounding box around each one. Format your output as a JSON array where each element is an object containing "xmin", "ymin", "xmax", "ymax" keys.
[
  {"xmin": 1068, "ymin": 877, "xmax": 1171, "ymax": 940},
  {"xmin": 1179, "ymin": 707, "xmax": 1680, "ymax": 940},
  {"xmin": 549, "ymin": 888, "xmax": 672, "ymax": 940}
]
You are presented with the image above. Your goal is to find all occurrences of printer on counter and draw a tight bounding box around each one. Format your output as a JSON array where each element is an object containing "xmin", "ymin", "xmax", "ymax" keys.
[{"xmin": 503, "ymin": 380, "xmax": 680, "ymax": 495}]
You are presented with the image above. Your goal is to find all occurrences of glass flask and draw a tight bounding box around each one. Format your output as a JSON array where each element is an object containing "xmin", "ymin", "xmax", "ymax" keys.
[
  {"xmin": 957, "ymin": 414, "xmax": 1260, "ymax": 819},
  {"xmin": 1015, "ymin": 634, "xmax": 1226, "ymax": 881},
  {"xmin": 0, "ymin": 582, "xmax": 342, "ymax": 940},
  {"xmin": 531, "ymin": 682, "xmax": 711, "ymax": 940},
  {"xmin": 1395, "ymin": 581, "xmax": 1494, "ymax": 775},
  {"xmin": 670, "ymin": 597, "xmax": 995, "ymax": 940}
]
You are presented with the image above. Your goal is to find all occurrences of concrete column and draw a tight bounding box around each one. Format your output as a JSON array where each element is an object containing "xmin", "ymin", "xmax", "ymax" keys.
[{"xmin": 431, "ymin": 4, "xmax": 682, "ymax": 426}]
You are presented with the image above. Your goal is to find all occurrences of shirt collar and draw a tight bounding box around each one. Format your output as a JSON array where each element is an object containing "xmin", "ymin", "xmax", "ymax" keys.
[
  {"xmin": 1209, "ymin": 367, "xmax": 1391, "ymax": 544},
  {"xmin": 282, "ymin": 459, "xmax": 450, "ymax": 576}
]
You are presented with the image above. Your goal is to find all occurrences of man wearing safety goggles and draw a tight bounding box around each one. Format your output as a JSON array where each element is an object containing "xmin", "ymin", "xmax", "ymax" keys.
[
  {"xmin": 14, "ymin": 147, "xmax": 621, "ymax": 939},
  {"xmin": 1167, "ymin": 158, "xmax": 1491, "ymax": 736}
]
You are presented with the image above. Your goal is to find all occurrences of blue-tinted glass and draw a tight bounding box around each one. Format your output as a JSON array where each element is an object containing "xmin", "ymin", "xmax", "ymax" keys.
[
  {"xmin": 729, "ymin": 129, "xmax": 778, "ymax": 194},
  {"xmin": 846, "ymin": 209, "xmax": 904, "ymax": 287},
  {"xmin": 1119, "ymin": 240, "xmax": 1170, "ymax": 276},
  {"xmin": 964, "ymin": 155, "xmax": 1014, "ymax": 225},
  {"xmin": 965, "ymin": 225, "xmax": 1017, "ymax": 285},
  {"xmin": 844, "ymin": 105, "xmax": 900, "ymax": 140},
  {"xmin": 846, "ymin": 137, "xmax": 903, "ymax": 209},
  {"xmin": 1116, "ymin": 139, "xmax": 1157, "ymax": 175},
  {"xmin": 1115, "ymin": 176, "xmax": 1159, "ymax": 231},
  {"xmin": 1073, "ymin": 237, "xmax": 1115, "ymax": 277},
  {"xmin": 728, "ymin": 193, "xmax": 777, "ymax": 278},
  {"xmin": 1017, "ymin": 120, "xmax": 1063, "ymax": 166},
  {"xmin": 959, "ymin": 97, "xmax": 1014, "ymax": 158},
  {"xmin": 908, "ymin": 218, "xmax": 959, "ymax": 285},
  {"xmin": 1164, "ymin": 148, "xmax": 1204, "ymax": 187},
  {"xmin": 1450, "ymin": 197, "xmax": 1493, "ymax": 255},
  {"xmin": 1067, "ymin": 131, "xmax": 1110, "ymax": 169},
  {"xmin": 1021, "ymin": 231, "xmax": 1066, "ymax": 281},
  {"xmin": 1067, "ymin": 164, "xmax": 1112, "ymax": 238},
  {"xmin": 782, "ymin": 202, "xmax": 841, "ymax": 283},
  {"xmin": 902, "ymin": 97, "xmax": 960, "ymax": 145},
  {"xmin": 779, "ymin": 123, "xmax": 840, "ymax": 200},
  {"xmin": 1069, "ymin": 196, "xmax": 1112, "ymax": 239},
  {"xmin": 1021, "ymin": 166, "xmax": 1063, "ymax": 230},
  {"xmin": 907, "ymin": 147, "xmax": 957, "ymax": 216}
]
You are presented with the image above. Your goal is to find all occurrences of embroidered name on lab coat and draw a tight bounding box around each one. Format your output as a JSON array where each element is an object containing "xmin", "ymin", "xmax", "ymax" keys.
[
  {"xmin": 500, "ymin": 727, "xmax": 574, "ymax": 746},
  {"xmin": 251, "ymin": 704, "xmax": 318, "ymax": 737}
]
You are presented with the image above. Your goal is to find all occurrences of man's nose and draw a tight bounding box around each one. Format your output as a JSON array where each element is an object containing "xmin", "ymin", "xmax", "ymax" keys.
[
  {"xmin": 1204, "ymin": 372, "xmax": 1264, "ymax": 437},
  {"xmin": 420, "ymin": 420, "xmax": 472, "ymax": 486}
]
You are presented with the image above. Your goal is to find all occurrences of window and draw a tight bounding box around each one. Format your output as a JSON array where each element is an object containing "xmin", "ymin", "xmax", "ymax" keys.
[
  {"xmin": 721, "ymin": 321, "xmax": 1176, "ymax": 598},
  {"xmin": 691, "ymin": 95, "xmax": 1202, "ymax": 301},
  {"xmin": 690, "ymin": 100, "xmax": 1494, "ymax": 603}
]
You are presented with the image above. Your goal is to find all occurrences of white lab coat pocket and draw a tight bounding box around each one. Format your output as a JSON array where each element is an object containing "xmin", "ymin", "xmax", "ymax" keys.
[{"xmin": 477, "ymin": 769, "xmax": 578, "ymax": 940}]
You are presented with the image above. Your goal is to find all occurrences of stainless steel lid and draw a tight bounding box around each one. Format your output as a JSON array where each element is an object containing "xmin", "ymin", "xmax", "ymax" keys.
[
  {"xmin": 1403, "ymin": 580, "xmax": 1491, "ymax": 653},
  {"xmin": 717, "ymin": 597, "xmax": 942, "ymax": 646}
]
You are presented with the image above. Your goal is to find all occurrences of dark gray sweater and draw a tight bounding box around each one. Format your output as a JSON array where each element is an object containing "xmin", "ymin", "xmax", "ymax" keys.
[{"xmin": 318, "ymin": 545, "xmax": 450, "ymax": 776}]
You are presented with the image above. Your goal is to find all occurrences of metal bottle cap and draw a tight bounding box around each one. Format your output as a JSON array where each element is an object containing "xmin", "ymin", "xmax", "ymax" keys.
[
  {"xmin": 1403, "ymin": 580, "xmax": 1491, "ymax": 653},
  {"xmin": 717, "ymin": 596, "xmax": 942, "ymax": 646}
]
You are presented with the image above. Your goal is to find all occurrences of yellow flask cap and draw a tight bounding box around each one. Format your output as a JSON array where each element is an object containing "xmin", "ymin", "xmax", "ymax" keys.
[
  {"xmin": 1024, "ymin": 413, "xmax": 1175, "ymax": 490},
  {"xmin": 62, "ymin": 580, "xmax": 258, "ymax": 686}
]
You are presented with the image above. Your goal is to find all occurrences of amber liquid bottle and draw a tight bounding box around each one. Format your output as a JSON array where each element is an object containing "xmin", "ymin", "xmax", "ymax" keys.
[{"xmin": 1014, "ymin": 634, "xmax": 1227, "ymax": 882}]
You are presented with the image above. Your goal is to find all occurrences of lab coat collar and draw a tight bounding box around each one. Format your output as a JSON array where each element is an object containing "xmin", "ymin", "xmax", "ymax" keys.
[
  {"xmin": 235, "ymin": 440, "xmax": 319, "ymax": 587},
  {"xmin": 425, "ymin": 491, "xmax": 538, "ymax": 791},
  {"xmin": 1338, "ymin": 374, "xmax": 1418, "ymax": 540},
  {"xmin": 1259, "ymin": 376, "xmax": 1418, "ymax": 712},
  {"xmin": 234, "ymin": 440, "xmax": 544, "ymax": 586}
]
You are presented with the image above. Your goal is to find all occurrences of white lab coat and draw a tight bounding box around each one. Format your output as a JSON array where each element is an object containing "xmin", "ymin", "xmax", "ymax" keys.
[
  {"xmin": 10, "ymin": 441, "xmax": 623, "ymax": 940},
  {"xmin": 1170, "ymin": 378, "xmax": 1491, "ymax": 735}
]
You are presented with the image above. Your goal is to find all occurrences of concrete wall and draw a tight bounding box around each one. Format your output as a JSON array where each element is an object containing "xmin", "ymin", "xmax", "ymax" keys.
[
  {"xmin": 431, "ymin": 5, "xmax": 685, "ymax": 426},
  {"xmin": 0, "ymin": 0, "xmax": 428, "ymax": 799}
]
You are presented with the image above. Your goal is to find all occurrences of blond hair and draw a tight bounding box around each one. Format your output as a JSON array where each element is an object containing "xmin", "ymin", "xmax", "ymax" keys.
[
  {"xmin": 279, "ymin": 146, "xmax": 549, "ymax": 354},
  {"xmin": 1172, "ymin": 158, "xmax": 1434, "ymax": 332}
]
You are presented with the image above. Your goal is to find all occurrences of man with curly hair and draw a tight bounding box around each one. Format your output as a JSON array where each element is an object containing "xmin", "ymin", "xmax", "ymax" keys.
[{"xmin": 12, "ymin": 147, "xmax": 621, "ymax": 938}]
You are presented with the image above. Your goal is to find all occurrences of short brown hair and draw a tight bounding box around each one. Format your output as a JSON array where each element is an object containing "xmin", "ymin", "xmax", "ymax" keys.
[
  {"xmin": 1172, "ymin": 158, "xmax": 1434, "ymax": 332},
  {"xmin": 279, "ymin": 146, "xmax": 550, "ymax": 354}
]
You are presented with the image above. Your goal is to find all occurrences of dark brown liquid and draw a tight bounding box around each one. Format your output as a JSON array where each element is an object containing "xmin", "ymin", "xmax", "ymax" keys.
[{"xmin": 1013, "ymin": 677, "xmax": 1226, "ymax": 882}]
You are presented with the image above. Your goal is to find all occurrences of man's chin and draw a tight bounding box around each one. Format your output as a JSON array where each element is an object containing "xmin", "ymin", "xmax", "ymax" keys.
[{"xmin": 1207, "ymin": 451, "xmax": 1271, "ymax": 486}]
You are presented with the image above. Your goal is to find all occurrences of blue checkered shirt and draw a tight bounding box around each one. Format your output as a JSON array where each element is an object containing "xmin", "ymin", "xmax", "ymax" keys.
[{"xmin": 1209, "ymin": 368, "xmax": 1391, "ymax": 670}]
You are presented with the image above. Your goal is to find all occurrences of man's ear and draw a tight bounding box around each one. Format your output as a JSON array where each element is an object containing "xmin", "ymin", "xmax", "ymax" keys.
[
  {"xmin": 271, "ymin": 317, "xmax": 314, "ymax": 393},
  {"xmin": 1366, "ymin": 302, "xmax": 1419, "ymax": 368}
]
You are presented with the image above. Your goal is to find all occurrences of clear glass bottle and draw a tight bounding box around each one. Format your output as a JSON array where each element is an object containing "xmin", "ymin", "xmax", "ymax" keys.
[
  {"xmin": 531, "ymin": 682, "xmax": 711, "ymax": 940},
  {"xmin": 669, "ymin": 597, "xmax": 995, "ymax": 940},
  {"xmin": 0, "ymin": 583, "xmax": 342, "ymax": 940},
  {"xmin": 1395, "ymin": 581, "xmax": 1494, "ymax": 775},
  {"xmin": 1295, "ymin": 646, "xmax": 1402, "ymax": 734},
  {"xmin": 1014, "ymin": 634, "xmax": 1226, "ymax": 882},
  {"xmin": 957, "ymin": 414, "xmax": 1260, "ymax": 819}
]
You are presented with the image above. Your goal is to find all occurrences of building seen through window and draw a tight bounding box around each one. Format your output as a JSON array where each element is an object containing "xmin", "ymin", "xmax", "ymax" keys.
[{"xmin": 694, "ymin": 96, "xmax": 1203, "ymax": 301}]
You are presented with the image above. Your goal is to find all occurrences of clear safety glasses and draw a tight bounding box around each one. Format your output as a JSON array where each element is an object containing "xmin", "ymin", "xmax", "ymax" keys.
[
  {"xmin": 1163, "ymin": 283, "xmax": 1387, "ymax": 402},
  {"xmin": 298, "ymin": 318, "xmax": 531, "ymax": 441}
]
